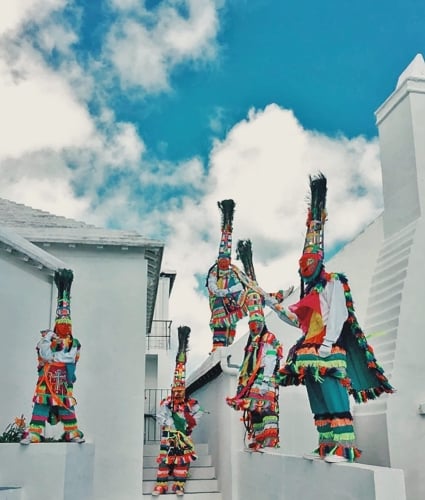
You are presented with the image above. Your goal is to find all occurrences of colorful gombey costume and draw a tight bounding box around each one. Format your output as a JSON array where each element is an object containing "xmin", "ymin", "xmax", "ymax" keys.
[
  {"xmin": 20, "ymin": 269, "xmax": 84, "ymax": 444},
  {"xmin": 206, "ymin": 199, "xmax": 248, "ymax": 351},
  {"xmin": 152, "ymin": 326, "xmax": 204, "ymax": 496},
  {"xmin": 277, "ymin": 173, "xmax": 394, "ymax": 463},
  {"xmin": 226, "ymin": 240, "xmax": 283, "ymax": 451},
  {"xmin": 207, "ymin": 200, "xmax": 291, "ymax": 351}
]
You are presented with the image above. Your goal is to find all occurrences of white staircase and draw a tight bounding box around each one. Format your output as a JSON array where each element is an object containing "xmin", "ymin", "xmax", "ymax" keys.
[
  {"xmin": 142, "ymin": 442, "xmax": 222, "ymax": 499},
  {"xmin": 358, "ymin": 220, "xmax": 417, "ymax": 416}
]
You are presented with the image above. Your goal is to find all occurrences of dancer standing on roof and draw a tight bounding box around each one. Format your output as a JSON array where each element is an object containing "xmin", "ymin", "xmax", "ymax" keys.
[
  {"xmin": 226, "ymin": 240, "xmax": 283, "ymax": 451},
  {"xmin": 207, "ymin": 200, "xmax": 247, "ymax": 352},
  {"xmin": 276, "ymin": 173, "xmax": 394, "ymax": 462},
  {"xmin": 21, "ymin": 269, "xmax": 84, "ymax": 444}
]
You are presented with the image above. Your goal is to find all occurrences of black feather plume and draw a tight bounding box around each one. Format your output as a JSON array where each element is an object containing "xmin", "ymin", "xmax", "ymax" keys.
[
  {"xmin": 177, "ymin": 325, "xmax": 191, "ymax": 361},
  {"xmin": 236, "ymin": 239, "xmax": 256, "ymax": 281},
  {"xmin": 308, "ymin": 173, "xmax": 327, "ymax": 222},
  {"xmin": 218, "ymin": 199, "xmax": 236, "ymax": 231},
  {"xmin": 54, "ymin": 269, "xmax": 74, "ymax": 298}
]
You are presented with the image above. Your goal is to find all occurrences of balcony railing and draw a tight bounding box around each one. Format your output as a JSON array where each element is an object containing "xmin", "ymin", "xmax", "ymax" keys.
[
  {"xmin": 144, "ymin": 388, "xmax": 170, "ymax": 443},
  {"xmin": 146, "ymin": 319, "xmax": 172, "ymax": 351}
]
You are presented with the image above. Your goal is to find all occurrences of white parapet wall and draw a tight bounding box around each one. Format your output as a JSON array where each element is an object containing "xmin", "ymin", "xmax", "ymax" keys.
[
  {"xmin": 0, "ymin": 442, "xmax": 94, "ymax": 500},
  {"xmin": 237, "ymin": 450, "xmax": 406, "ymax": 500},
  {"xmin": 188, "ymin": 346, "xmax": 406, "ymax": 500}
]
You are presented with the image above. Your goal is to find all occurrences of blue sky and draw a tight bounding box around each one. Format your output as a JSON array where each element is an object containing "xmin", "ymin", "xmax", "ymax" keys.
[
  {"xmin": 71, "ymin": 0, "xmax": 424, "ymax": 162},
  {"xmin": 0, "ymin": 0, "xmax": 423, "ymax": 368}
]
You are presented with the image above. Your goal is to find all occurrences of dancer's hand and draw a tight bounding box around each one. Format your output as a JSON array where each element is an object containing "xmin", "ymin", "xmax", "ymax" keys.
[
  {"xmin": 259, "ymin": 378, "xmax": 270, "ymax": 395},
  {"xmin": 318, "ymin": 341, "xmax": 332, "ymax": 358}
]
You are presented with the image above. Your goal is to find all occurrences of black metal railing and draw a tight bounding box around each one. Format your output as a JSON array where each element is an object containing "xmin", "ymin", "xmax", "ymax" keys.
[
  {"xmin": 144, "ymin": 388, "xmax": 170, "ymax": 443},
  {"xmin": 146, "ymin": 319, "xmax": 172, "ymax": 351}
]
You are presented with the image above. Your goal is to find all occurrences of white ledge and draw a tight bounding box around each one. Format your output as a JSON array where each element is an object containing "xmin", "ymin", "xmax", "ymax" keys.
[
  {"xmin": 237, "ymin": 450, "xmax": 406, "ymax": 500},
  {"xmin": 0, "ymin": 442, "xmax": 95, "ymax": 500}
]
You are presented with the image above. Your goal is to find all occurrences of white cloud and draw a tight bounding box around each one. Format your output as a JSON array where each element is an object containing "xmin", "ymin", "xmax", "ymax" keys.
[
  {"xmin": 104, "ymin": 0, "xmax": 220, "ymax": 92},
  {"xmin": 92, "ymin": 121, "xmax": 146, "ymax": 170},
  {"xmin": 106, "ymin": 20, "xmax": 170, "ymax": 93},
  {"xmin": 36, "ymin": 21, "xmax": 79, "ymax": 56},
  {"xmin": 108, "ymin": 0, "xmax": 143, "ymax": 11},
  {"xmin": 158, "ymin": 0, "xmax": 219, "ymax": 60},
  {"xmin": 0, "ymin": 44, "xmax": 93, "ymax": 159},
  {"xmin": 0, "ymin": 7, "xmax": 147, "ymax": 221},
  {"xmin": 0, "ymin": 151, "xmax": 91, "ymax": 220},
  {"xmin": 209, "ymin": 106, "xmax": 227, "ymax": 134},
  {"xmin": 139, "ymin": 157, "xmax": 205, "ymax": 187},
  {"xmin": 0, "ymin": 0, "xmax": 65, "ymax": 36}
]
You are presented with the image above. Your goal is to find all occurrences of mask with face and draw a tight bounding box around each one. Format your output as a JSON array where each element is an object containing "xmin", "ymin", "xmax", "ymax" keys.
[{"xmin": 299, "ymin": 252, "xmax": 323, "ymax": 282}]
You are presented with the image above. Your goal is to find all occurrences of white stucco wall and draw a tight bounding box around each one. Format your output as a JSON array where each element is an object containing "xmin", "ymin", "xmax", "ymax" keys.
[
  {"xmin": 189, "ymin": 350, "xmax": 246, "ymax": 500},
  {"xmin": 375, "ymin": 68, "xmax": 425, "ymax": 500},
  {"xmin": 377, "ymin": 86, "xmax": 424, "ymax": 239},
  {"xmin": 148, "ymin": 274, "xmax": 175, "ymax": 390},
  {"xmin": 7, "ymin": 243, "xmax": 149, "ymax": 500},
  {"xmin": 153, "ymin": 275, "xmax": 170, "ymax": 324},
  {"xmin": 0, "ymin": 255, "xmax": 54, "ymax": 428},
  {"xmin": 386, "ymin": 222, "xmax": 425, "ymax": 500},
  {"xmin": 145, "ymin": 355, "xmax": 159, "ymax": 390},
  {"xmin": 46, "ymin": 244, "xmax": 147, "ymax": 500},
  {"xmin": 0, "ymin": 443, "xmax": 94, "ymax": 500},
  {"xmin": 324, "ymin": 216, "xmax": 394, "ymax": 468},
  {"xmin": 325, "ymin": 216, "xmax": 384, "ymax": 318},
  {"xmin": 237, "ymin": 450, "xmax": 405, "ymax": 500}
]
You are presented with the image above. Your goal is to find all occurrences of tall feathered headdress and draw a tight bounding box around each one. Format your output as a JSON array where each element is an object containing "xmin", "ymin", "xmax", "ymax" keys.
[
  {"xmin": 53, "ymin": 268, "xmax": 74, "ymax": 338},
  {"xmin": 302, "ymin": 173, "xmax": 327, "ymax": 257},
  {"xmin": 237, "ymin": 239, "xmax": 264, "ymax": 324},
  {"xmin": 298, "ymin": 173, "xmax": 327, "ymax": 291},
  {"xmin": 172, "ymin": 326, "xmax": 191, "ymax": 391},
  {"xmin": 217, "ymin": 199, "xmax": 236, "ymax": 260},
  {"xmin": 236, "ymin": 239, "xmax": 256, "ymax": 282}
]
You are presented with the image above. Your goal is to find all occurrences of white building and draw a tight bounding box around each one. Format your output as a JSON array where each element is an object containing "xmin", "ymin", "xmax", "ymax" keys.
[
  {"xmin": 144, "ymin": 269, "xmax": 176, "ymax": 443},
  {"xmin": 0, "ymin": 202, "xmax": 164, "ymax": 500}
]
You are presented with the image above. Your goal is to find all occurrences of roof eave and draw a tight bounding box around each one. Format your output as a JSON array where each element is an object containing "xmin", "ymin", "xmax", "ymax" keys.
[
  {"xmin": 145, "ymin": 245, "xmax": 164, "ymax": 334},
  {"xmin": 0, "ymin": 226, "xmax": 68, "ymax": 274}
]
